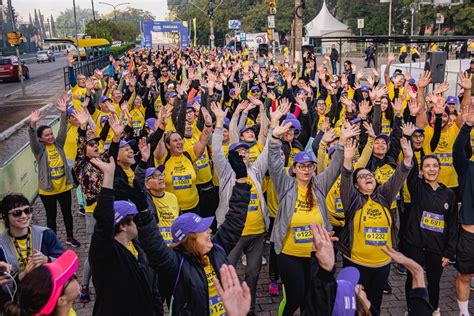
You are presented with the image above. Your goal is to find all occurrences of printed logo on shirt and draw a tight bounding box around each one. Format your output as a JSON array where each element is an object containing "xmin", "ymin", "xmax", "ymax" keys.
[
  {"xmin": 364, "ymin": 227, "xmax": 388, "ymax": 246},
  {"xmin": 420, "ymin": 211, "xmax": 445, "ymax": 233},
  {"xmin": 51, "ymin": 166, "xmax": 65, "ymax": 179}
]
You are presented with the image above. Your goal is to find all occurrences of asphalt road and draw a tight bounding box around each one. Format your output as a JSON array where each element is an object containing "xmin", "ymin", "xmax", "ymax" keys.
[{"xmin": 0, "ymin": 55, "xmax": 67, "ymax": 97}]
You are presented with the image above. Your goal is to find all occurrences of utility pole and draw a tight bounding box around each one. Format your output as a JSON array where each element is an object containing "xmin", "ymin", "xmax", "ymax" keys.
[
  {"xmin": 294, "ymin": 0, "xmax": 303, "ymax": 62},
  {"xmin": 99, "ymin": 2, "xmax": 130, "ymax": 23},
  {"xmin": 208, "ymin": 0, "xmax": 215, "ymax": 49},
  {"xmin": 72, "ymin": 0, "xmax": 78, "ymax": 41},
  {"xmin": 91, "ymin": 0, "xmax": 98, "ymax": 35},
  {"xmin": 7, "ymin": 0, "xmax": 25, "ymax": 96}
]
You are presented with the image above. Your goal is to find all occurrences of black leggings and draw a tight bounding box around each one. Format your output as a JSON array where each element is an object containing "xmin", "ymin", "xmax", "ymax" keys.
[
  {"xmin": 278, "ymin": 253, "xmax": 311, "ymax": 315},
  {"xmin": 268, "ymin": 217, "xmax": 279, "ymax": 281},
  {"xmin": 39, "ymin": 190, "xmax": 74, "ymax": 238},
  {"xmin": 343, "ymin": 258, "xmax": 391, "ymax": 316},
  {"xmin": 403, "ymin": 243, "xmax": 443, "ymax": 310}
]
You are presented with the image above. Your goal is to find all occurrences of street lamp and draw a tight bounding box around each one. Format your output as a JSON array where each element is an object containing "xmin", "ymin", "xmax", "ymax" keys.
[
  {"xmin": 380, "ymin": 0, "xmax": 392, "ymax": 53},
  {"xmin": 98, "ymin": 2, "xmax": 130, "ymax": 22}
]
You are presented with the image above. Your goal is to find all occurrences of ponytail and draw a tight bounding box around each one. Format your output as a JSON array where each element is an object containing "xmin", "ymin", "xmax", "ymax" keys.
[{"xmin": 305, "ymin": 177, "xmax": 315, "ymax": 210}]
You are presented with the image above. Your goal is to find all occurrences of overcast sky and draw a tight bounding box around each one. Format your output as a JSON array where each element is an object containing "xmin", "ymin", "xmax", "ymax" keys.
[{"xmin": 10, "ymin": 0, "xmax": 168, "ymax": 23}]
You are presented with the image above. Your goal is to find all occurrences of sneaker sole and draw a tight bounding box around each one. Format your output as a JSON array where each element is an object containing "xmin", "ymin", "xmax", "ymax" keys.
[{"xmin": 66, "ymin": 242, "xmax": 81, "ymax": 248}]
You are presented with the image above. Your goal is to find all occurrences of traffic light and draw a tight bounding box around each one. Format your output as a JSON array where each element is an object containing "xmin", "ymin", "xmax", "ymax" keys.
[
  {"xmin": 267, "ymin": 29, "xmax": 273, "ymax": 41},
  {"xmin": 7, "ymin": 32, "xmax": 22, "ymax": 46},
  {"xmin": 268, "ymin": 0, "xmax": 276, "ymax": 8}
]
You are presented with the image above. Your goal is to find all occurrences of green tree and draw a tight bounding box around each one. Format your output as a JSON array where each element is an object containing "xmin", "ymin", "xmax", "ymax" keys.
[
  {"xmin": 55, "ymin": 7, "xmax": 99, "ymax": 37},
  {"xmin": 115, "ymin": 22, "xmax": 139, "ymax": 42},
  {"xmin": 85, "ymin": 19, "xmax": 118, "ymax": 42}
]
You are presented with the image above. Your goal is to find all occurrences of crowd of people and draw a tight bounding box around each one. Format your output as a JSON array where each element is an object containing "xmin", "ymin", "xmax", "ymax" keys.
[{"xmin": 0, "ymin": 45, "xmax": 472, "ymax": 316}]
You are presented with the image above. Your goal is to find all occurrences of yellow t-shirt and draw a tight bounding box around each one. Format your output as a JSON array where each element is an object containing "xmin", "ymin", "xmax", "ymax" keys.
[
  {"xmin": 151, "ymin": 192, "xmax": 180, "ymax": 245},
  {"xmin": 374, "ymin": 164, "xmax": 398, "ymax": 209},
  {"xmin": 12, "ymin": 236, "xmax": 30, "ymax": 272},
  {"xmin": 242, "ymin": 178, "xmax": 265, "ymax": 236},
  {"xmin": 129, "ymin": 106, "xmax": 145, "ymax": 137},
  {"xmin": 85, "ymin": 201, "xmax": 97, "ymax": 214},
  {"xmin": 349, "ymin": 197, "xmax": 392, "ymax": 267},
  {"xmin": 39, "ymin": 144, "xmax": 72, "ymax": 195},
  {"xmin": 158, "ymin": 150, "xmax": 199, "ymax": 211},
  {"xmin": 126, "ymin": 241, "xmax": 138, "ymax": 258},
  {"xmin": 287, "ymin": 144, "xmax": 301, "ymax": 167},
  {"xmin": 282, "ymin": 185, "xmax": 323, "ymax": 258},
  {"xmin": 71, "ymin": 85, "xmax": 86, "ymax": 110},
  {"xmin": 123, "ymin": 167, "xmax": 135, "ymax": 187},
  {"xmin": 387, "ymin": 81, "xmax": 404, "ymax": 101},
  {"xmin": 400, "ymin": 46, "xmax": 407, "ymax": 53},
  {"xmin": 64, "ymin": 125, "xmax": 79, "ymax": 162},
  {"xmin": 401, "ymin": 150, "xmax": 422, "ymax": 203},
  {"xmin": 381, "ymin": 112, "xmax": 391, "ymax": 136},
  {"xmin": 183, "ymin": 129, "xmax": 213, "ymax": 185},
  {"xmin": 203, "ymin": 259, "xmax": 226, "ymax": 315},
  {"xmin": 326, "ymin": 176, "xmax": 345, "ymax": 227},
  {"xmin": 248, "ymin": 143, "xmax": 263, "ymax": 164},
  {"xmin": 68, "ymin": 308, "xmax": 77, "ymax": 316},
  {"xmin": 423, "ymin": 124, "xmax": 458, "ymax": 188}
]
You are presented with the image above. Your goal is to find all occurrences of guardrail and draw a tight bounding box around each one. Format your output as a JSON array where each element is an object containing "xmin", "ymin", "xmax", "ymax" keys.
[{"xmin": 63, "ymin": 55, "xmax": 110, "ymax": 90}]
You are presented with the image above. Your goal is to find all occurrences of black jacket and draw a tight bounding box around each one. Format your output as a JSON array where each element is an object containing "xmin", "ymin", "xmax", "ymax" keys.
[
  {"xmin": 453, "ymin": 124, "xmax": 474, "ymax": 225},
  {"xmin": 90, "ymin": 188, "xmax": 163, "ymax": 316},
  {"xmin": 136, "ymin": 183, "xmax": 251, "ymax": 315},
  {"xmin": 405, "ymin": 159, "xmax": 458, "ymax": 259},
  {"xmin": 303, "ymin": 253, "xmax": 433, "ymax": 315}
]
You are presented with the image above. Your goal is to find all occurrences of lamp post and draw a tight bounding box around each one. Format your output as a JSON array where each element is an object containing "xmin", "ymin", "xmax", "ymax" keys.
[
  {"xmin": 380, "ymin": 0, "xmax": 392, "ymax": 54},
  {"xmin": 72, "ymin": 0, "xmax": 78, "ymax": 41},
  {"xmin": 98, "ymin": 2, "xmax": 130, "ymax": 22}
]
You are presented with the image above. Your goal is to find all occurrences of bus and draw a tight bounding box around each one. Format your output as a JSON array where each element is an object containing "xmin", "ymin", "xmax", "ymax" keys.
[{"xmin": 44, "ymin": 38, "xmax": 111, "ymax": 61}]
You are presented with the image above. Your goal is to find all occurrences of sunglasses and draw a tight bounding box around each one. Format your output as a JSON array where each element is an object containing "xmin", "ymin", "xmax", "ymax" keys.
[
  {"xmin": 9, "ymin": 207, "xmax": 33, "ymax": 218},
  {"xmin": 87, "ymin": 141, "xmax": 98, "ymax": 147},
  {"xmin": 148, "ymin": 173, "xmax": 165, "ymax": 180},
  {"xmin": 356, "ymin": 173, "xmax": 374, "ymax": 180}
]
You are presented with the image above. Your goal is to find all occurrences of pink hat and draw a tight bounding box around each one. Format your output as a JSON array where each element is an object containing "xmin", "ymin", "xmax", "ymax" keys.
[{"xmin": 36, "ymin": 250, "xmax": 79, "ymax": 315}]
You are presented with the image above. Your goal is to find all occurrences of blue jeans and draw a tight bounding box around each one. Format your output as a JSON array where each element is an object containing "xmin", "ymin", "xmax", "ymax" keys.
[{"xmin": 331, "ymin": 60, "xmax": 337, "ymax": 74}]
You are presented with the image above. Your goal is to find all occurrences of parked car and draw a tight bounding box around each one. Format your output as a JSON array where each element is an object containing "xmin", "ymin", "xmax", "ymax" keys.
[
  {"xmin": 36, "ymin": 50, "xmax": 55, "ymax": 63},
  {"xmin": 0, "ymin": 56, "xmax": 29, "ymax": 81}
]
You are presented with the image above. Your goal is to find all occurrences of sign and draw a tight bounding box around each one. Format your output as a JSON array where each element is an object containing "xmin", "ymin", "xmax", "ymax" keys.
[
  {"xmin": 380, "ymin": 0, "xmax": 390, "ymax": 2},
  {"xmin": 357, "ymin": 19, "xmax": 364, "ymax": 29},
  {"xmin": 7, "ymin": 32, "xmax": 22, "ymax": 46},
  {"xmin": 436, "ymin": 13, "xmax": 444, "ymax": 24},
  {"xmin": 142, "ymin": 21, "xmax": 189, "ymax": 48},
  {"xmin": 228, "ymin": 20, "xmax": 241, "ymax": 30},
  {"xmin": 268, "ymin": 15, "xmax": 275, "ymax": 29},
  {"xmin": 269, "ymin": 7, "xmax": 277, "ymax": 14},
  {"xmin": 209, "ymin": 34, "xmax": 215, "ymax": 40},
  {"xmin": 237, "ymin": 31, "xmax": 246, "ymax": 42}
]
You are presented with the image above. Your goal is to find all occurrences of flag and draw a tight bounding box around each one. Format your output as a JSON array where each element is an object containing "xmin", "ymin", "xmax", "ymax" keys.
[
  {"xmin": 127, "ymin": 59, "xmax": 135, "ymax": 72},
  {"xmin": 193, "ymin": 18, "xmax": 197, "ymax": 47}
]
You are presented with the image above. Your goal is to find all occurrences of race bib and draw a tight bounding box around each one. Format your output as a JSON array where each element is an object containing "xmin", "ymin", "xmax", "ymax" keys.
[
  {"xmin": 248, "ymin": 193, "xmax": 258, "ymax": 211},
  {"xmin": 420, "ymin": 211, "xmax": 445, "ymax": 233},
  {"xmin": 209, "ymin": 295, "xmax": 226, "ymax": 315},
  {"xmin": 172, "ymin": 175, "xmax": 192, "ymax": 190},
  {"xmin": 51, "ymin": 166, "xmax": 65, "ymax": 179},
  {"xmin": 293, "ymin": 225, "xmax": 313, "ymax": 244},
  {"xmin": 435, "ymin": 153, "xmax": 453, "ymax": 167},
  {"xmin": 381, "ymin": 125, "xmax": 391, "ymax": 135},
  {"xmin": 159, "ymin": 227, "xmax": 173, "ymax": 244},
  {"xmin": 195, "ymin": 154, "xmax": 209, "ymax": 170},
  {"xmin": 364, "ymin": 227, "xmax": 388, "ymax": 246},
  {"xmin": 335, "ymin": 197, "xmax": 344, "ymax": 214}
]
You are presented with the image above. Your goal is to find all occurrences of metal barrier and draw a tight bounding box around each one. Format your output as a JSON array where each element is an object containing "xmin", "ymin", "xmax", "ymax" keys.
[{"xmin": 63, "ymin": 55, "xmax": 110, "ymax": 90}]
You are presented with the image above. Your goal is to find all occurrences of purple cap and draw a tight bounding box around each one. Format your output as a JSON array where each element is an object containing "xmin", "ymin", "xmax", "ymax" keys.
[
  {"xmin": 100, "ymin": 115, "xmax": 109, "ymax": 123},
  {"xmin": 446, "ymin": 96, "xmax": 457, "ymax": 104},
  {"xmin": 297, "ymin": 89, "xmax": 308, "ymax": 95},
  {"xmin": 413, "ymin": 127, "xmax": 425, "ymax": 134},
  {"xmin": 285, "ymin": 113, "xmax": 296, "ymax": 120},
  {"xmin": 328, "ymin": 146, "xmax": 337, "ymax": 157},
  {"xmin": 223, "ymin": 117, "xmax": 230, "ymax": 129},
  {"xmin": 119, "ymin": 139, "xmax": 136, "ymax": 148},
  {"xmin": 375, "ymin": 134, "xmax": 390, "ymax": 145},
  {"xmin": 113, "ymin": 200, "xmax": 138, "ymax": 224},
  {"xmin": 66, "ymin": 107, "xmax": 76, "ymax": 116},
  {"xmin": 293, "ymin": 151, "xmax": 316, "ymax": 164},
  {"xmin": 168, "ymin": 91, "xmax": 178, "ymax": 98},
  {"xmin": 145, "ymin": 118, "xmax": 157, "ymax": 131},
  {"xmin": 186, "ymin": 101, "xmax": 194, "ymax": 108},
  {"xmin": 283, "ymin": 118, "xmax": 301, "ymax": 132},
  {"xmin": 145, "ymin": 165, "xmax": 165, "ymax": 179},
  {"xmin": 332, "ymin": 267, "xmax": 360, "ymax": 316},
  {"xmin": 239, "ymin": 126, "xmax": 255, "ymax": 135},
  {"xmin": 229, "ymin": 142, "xmax": 250, "ymax": 152},
  {"xmin": 171, "ymin": 212, "xmax": 214, "ymax": 243},
  {"xmin": 99, "ymin": 95, "xmax": 112, "ymax": 103},
  {"xmin": 193, "ymin": 96, "xmax": 201, "ymax": 104},
  {"xmin": 229, "ymin": 88, "xmax": 237, "ymax": 95},
  {"xmin": 250, "ymin": 85, "xmax": 261, "ymax": 92},
  {"xmin": 408, "ymin": 78, "xmax": 416, "ymax": 85},
  {"xmin": 271, "ymin": 67, "xmax": 278, "ymax": 73},
  {"xmin": 361, "ymin": 86, "xmax": 369, "ymax": 93}
]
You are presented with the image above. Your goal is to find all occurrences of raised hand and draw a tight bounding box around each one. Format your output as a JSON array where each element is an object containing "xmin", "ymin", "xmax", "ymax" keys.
[
  {"xmin": 73, "ymin": 108, "xmax": 89, "ymax": 127},
  {"xmin": 201, "ymin": 107, "xmax": 213, "ymax": 126},
  {"xmin": 392, "ymin": 98, "xmax": 403, "ymax": 116},
  {"xmin": 321, "ymin": 128, "xmax": 336, "ymax": 145},
  {"xmin": 401, "ymin": 137, "xmax": 413, "ymax": 163},
  {"xmin": 408, "ymin": 99, "xmax": 420, "ymax": 116},
  {"xmin": 339, "ymin": 121, "xmax": 361, "ymax": 143},
  {"xmin": 90, "ymin": 156, "xmax": 116, "ymax": 176},
  {"xmin": 387, "ymin": 52, "xmax": 396, "ymax": 64},
  {"xmin": 56, "ymin": 97, "xmax": 67, "ymax": 113},
  {"xmin": 270, "ymin": 98, "xmax": 291, "ymax": 122},
  {"xmin": 30, "ymin": 109, "xmax": 41, "ymax": 128},
  {"xmin": 235, "ymin": 100, "xmax": 249, "ymax": 114},
  {"xmin": 310, "ymin": 223, "xmax": 336, "ymax": 271},
  {"xmin": 359, "ymin": 100, "xmax": 372, "ymax": 118},
  {"xmin": 138, "ymin": 137, "xmax": 151, "ymax": 162},
  {"xmin": 344, "ymin": 138, "xmax": 357, "ymax": 161},
  {"xmin": 432, "ymin": 94, "xmax": 446, "ymax": 115},
  {"xmin": 109, "ymin": 114, "xmax": 125, "ymax": 139},
  {"xmin": 401, "ymin": 122, "xmax": 416, "ymax": 136},
  {"xmin": 272, "ymin": 121, "xmax": 293, "ymax": 139},
  {"xmin": 295, "ymin": 95, "xmax": 308, "ymax": 114},
  {"xmin": 459, "ymin": 71, "xmax": 472, "ymax": 90},
  {"xmin": 433, "ymin": 82, "xmax": 449, "ymax": 95},
  {"xmin": 210, "ymin": 102, "xmax": 228, "ymax": 123},
  {"xmin": 363, "ymin": 121, "xmax": 376, "ymax": 138},
  {"xmin": 67, "ymin": 53, "xmax": 75, "ymax": 65},
  {"xmin": 213, "ymin": 264, "xmax": 251, "ymax": 316},
  {"xmin": 418, "ymin": 70, "xmax": 432, "ymax": 89}
]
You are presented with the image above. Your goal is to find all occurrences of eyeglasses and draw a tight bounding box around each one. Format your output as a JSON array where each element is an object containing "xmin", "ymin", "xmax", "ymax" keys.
[
  {"xmin": 9, "ymin": 207, "xmax": 33, "ymax": 218},
  {"xmin": 148, "ymin": 173, "xmax": 165, "ymax": 180},
  {"xmin": 87, "ymin": 141, "xmax": 98, "ymax": 147},
  {"xmin": 296, "ymin": 164, "xmax": 315, "ymax": 171},
  {"xmin": 62, "ymin": 274, "xmax": 78, "ymax": 295},
  {"xmin": 356, "ymin": 173, "xmax": 374, "ymax": 180}
]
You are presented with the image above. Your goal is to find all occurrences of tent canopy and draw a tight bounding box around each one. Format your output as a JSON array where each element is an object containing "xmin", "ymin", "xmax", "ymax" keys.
[{"xmin": 305, "ymin": 1, "xmax": 350, "ymax": 37}]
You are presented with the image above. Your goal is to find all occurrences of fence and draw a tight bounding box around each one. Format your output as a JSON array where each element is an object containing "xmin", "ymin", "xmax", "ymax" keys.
[{"xmin": 63, "ymin": 55, "xmax": 110, "ymax": 90}]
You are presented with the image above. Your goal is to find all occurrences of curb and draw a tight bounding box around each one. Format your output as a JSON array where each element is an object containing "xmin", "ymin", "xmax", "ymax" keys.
[{"xmin": 0, "ymin": 102, "xmax": 53, "ymax": 142}]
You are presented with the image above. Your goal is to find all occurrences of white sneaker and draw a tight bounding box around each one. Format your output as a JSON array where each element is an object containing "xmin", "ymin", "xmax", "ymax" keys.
[
  {"xmin": 261, "ymin": 256, "xmax": 267, "ymax": 265},
  {"xmin": 432, "ymin": 308, "xmax": 440, "ymax": 316},
  {"xmin": 241, "ymin": 255, "xmax": 247, "ymax": 266}
]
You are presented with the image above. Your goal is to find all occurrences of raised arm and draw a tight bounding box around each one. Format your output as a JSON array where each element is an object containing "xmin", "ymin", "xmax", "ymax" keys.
[
  {"xmin": 192, "ymin": 107, "xmax": 213, "ymax": 159},
  {"xmin": 416, "ymin": 71, "xmax": 432, "ymax": 129}
]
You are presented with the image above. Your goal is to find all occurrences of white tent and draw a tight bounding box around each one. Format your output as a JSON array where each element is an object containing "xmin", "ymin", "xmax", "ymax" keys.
[{"xmin": 303, "ymin": 1, "xmax": 352, "ymax": 53}]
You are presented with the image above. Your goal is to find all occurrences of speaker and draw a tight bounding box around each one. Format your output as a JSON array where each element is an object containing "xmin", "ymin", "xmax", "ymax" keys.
[
  {"xmin": 424, "ymin": 51, "xmax": 447, "ymax": 84},
  {"xmin": 258, "ymin": 44, "xmax": 269, "ymax": 57}
]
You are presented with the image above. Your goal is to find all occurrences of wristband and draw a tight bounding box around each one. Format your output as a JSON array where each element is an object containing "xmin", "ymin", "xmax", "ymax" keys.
[
  {"xmin": 271, "ymin": 134, "xmax": 280, "ymax": 140},
  {"xmin": 205, "ymin": 124, "xmax": 213, "ymax": 128}
]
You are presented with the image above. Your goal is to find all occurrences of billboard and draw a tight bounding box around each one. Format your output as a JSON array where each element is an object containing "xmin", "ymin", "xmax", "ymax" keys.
[{"xmin": 142, "ymin": 21, "xmax": 189, "ymax": 49}]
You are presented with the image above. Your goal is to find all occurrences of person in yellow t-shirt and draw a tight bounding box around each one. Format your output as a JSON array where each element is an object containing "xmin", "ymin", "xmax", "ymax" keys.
[
  {"xmin": 399, "ymin": 43, "xmax": 408, "ymax": 63},
  {"xmin": 29, "ymin": 104, "xmax": 79, "ymax": 247},
  {"xmin": 128, "ymin": 96, "xmax": 146, "ymax": 137},
  {"xmin": 340, "ymin": 137, "xmax": 413, "ymax": 315}
]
